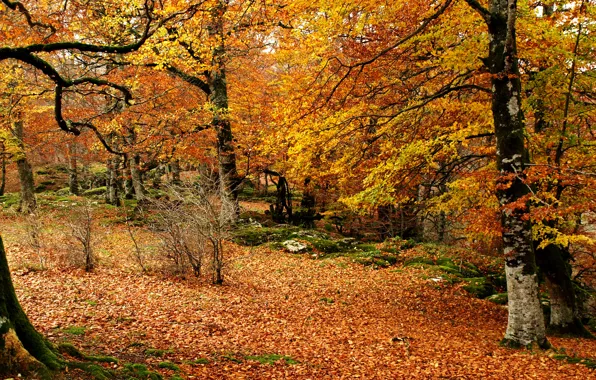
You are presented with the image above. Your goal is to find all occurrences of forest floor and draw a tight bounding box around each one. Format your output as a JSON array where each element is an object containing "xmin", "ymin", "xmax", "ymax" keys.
[{"xmin": 1, "ymin": 199, "xmax": 596, "ymax": 379}]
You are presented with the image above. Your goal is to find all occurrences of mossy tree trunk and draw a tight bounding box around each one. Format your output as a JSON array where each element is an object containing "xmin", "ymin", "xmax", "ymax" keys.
[
  {"xmin": 0, "ymin": 237, "xmax": 61, "ymax": 377},
  {"xmin": 0, "ymin": 141, "xmax": 6, "ymax": 196}
]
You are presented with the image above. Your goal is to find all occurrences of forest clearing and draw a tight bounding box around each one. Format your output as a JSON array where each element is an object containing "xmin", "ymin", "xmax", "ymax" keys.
[
  {"xmin": 1, "ymin": 0, "xmax": 596, "ymax": 378},
  {"xmin": 1, "ymin": 195, "xmax": 596, "ymax": 379}
]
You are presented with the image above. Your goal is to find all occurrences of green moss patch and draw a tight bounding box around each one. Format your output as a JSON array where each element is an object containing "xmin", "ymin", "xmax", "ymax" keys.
[{"xmin": 245, "ymin": 354, "xmax": 299, "ymax": 365}]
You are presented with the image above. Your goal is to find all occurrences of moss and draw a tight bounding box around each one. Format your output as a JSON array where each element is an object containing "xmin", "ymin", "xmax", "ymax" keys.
[
  {"xmin": 122, "ymin": 363, "xmax": 163, "ymax": 380},
  {"xmin": 158, "ymin": 361, "xmax": 179, "ymax": 371},
  {"xmin": 63, "ymin": 326, "xmax": 86, "ymax": 335},
  {"xmin": 192, "ymin": 357, "xmax": 210, "ymax": 365},
  {"xmin": 145, "ymin": 348, "xmax": 173, "ymax": 357},
  {"xmin": 58, "ymin": 342, "xmax": 85, "ymax": 359},
  {"xmin": 0, "ymin": 193, "xmax": 20, "ymax": 208},
  {"xmin": 463, "ymin": 277, "xmax": 495, "ymax": 299},
  {"xmin": 245, "ymin": 354, "xmax": 299, "ymax": 365},
  {"xmin": 486, "ymin": 293, "xmax": 508, "ymax": 305},
  {"xmin": 67, "ymin": 362, "xmax": 113, "ymax": 380},
  {"xmin": 83, "ymin": 187, "xmax": 107, "ymax": 196},
  {"xmin": 404, "ymin": 257, "xmax": 434, "ymax": 267}
]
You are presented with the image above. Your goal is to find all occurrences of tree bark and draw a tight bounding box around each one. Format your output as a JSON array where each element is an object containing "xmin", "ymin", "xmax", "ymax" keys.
[
  {"xmin": 129, "ymin": 154, "xmax": 146, "ymax": 202},
  {"xmin": 106, "ymin": 157, "xmax": 121, "ymax": 206},
  {"xmin": 68, "ymin": 141, "xmax": 79, "ymax": 195},
  {"xmin": 208, "ymin": 0, "xmax": 241, "ymax": 207},
  {"xmin": 170, "ymin": 160, "xmax": 181, "ymax": 186},
  {"xmin": 0, "ymin": 237, "xmax": 61, "ymax": 377},
  {"xmin": 0, "ymin": 141, "xmax": 6, "ymax": 197},
  {"xmin": 536, "ymin": 244, "xmax": 592, "ymax": 337},
  {"xmin": 14, "ymin": 121, "xmax": 36, "ymax": 213},
  {"xmin": 466, "ymin": 0, "xmax": 548, "ymax": 347}
]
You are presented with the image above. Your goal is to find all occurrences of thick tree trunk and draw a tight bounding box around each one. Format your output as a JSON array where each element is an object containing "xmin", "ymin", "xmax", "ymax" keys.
[
  {"xmin": 469, "ymin": 0, "xmax": 547, "ymax": 347},
  {"xmin": 0, "ymin": 237, "xmax": 61, "ymax": 377},
  {"xmin": 14, "ymin": 121, "xmax": 36, "ymax": 213},
  {"xmin": 209, "ymin": 1, "xmax": 241, "ymax": 207},
  {"xmin": 536, "ymin": 244, "xmax": 592, "ymax": 337}
]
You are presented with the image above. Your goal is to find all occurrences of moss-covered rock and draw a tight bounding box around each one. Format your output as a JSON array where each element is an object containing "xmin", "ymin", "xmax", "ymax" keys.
[
  {"xmin": 82, "ymin": 187, "xmax": 107, "ymax": 197},
  {"xmin": 486, "ymin": 293, "xmax": 508, "ymax": 305},
  {"xmin": 463, "ymin": 277, "xmax": 495, "ymax": 299}
]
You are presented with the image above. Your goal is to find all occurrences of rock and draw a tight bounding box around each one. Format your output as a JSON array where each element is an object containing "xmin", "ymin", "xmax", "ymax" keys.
[
  {"xmin": 463, "ymin": 277, "xmax": 495, "ymax": 299},
  {"xmin": 486, "ymin": 293, "xmax": 508, "ymax": 305},
  {"xmin": 282, "ymin": 240, "xmax": 308, "ymax": 253}
]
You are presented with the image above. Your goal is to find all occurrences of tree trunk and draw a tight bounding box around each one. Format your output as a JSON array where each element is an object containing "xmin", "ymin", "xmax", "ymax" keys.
[
  {"xmin": 170, "ymin": 160, "xmax": 181, "ymax": 186},
  {"xmin": 106, "ymin": 157, "xmax": 121, "ymax": 206},
  {"xmin": 468, "ymin": 0, "xmax": 547, "ymax": 347},
  {"xmin": 536, "ymin": 244, "xmax": 592, "ymax": 337},
  {"xmin": 0, "ymin": 141, "xmax": 6, "ymax": 197},
  {"xmin": 68, "ymin": 141, "xmax": 79, "ymax": 195},
  {"xmin": 208, "ymin": 1, "xmax": 241, "ymax": 207},
  {"xmin": 129, "ymin": 154, "xmax": 145, "ymax": 202},
  {"xmin": 14, "ymin": 121, "xmax": 36, "ymax": 213},
  {"xmin": 0, "ymin": 237, "xmax": 61, "ymax": 377}
]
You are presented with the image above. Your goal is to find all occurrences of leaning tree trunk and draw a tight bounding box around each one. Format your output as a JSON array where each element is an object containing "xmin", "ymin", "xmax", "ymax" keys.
[
  {"xmin": 467, "ymin": 0, "xmax": 547, "ymax": 347},
  {"xmin": 0, "ymin": 237, "xmax": 61, "ymax": 377},
  {"xmin": 14, "ymin": 121, "xmax": 36, "ymax": 214}
]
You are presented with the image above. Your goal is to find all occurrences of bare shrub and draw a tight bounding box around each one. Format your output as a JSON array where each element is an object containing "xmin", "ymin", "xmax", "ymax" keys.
[
  {"xmin": 150, "ymin": 174, "xmax": 235, "ymax": 284},
  {"xmin": 66, "ymin": 201, "xmax": 95, "ymax": 271},
  {"xmin": 23, "ymin": 213, "xmax": 47, "ymax": 269}
]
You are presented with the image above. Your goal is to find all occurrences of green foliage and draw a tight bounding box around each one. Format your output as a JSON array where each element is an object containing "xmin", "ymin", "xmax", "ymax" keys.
[
  {"xmin": 0, "ymin": 193, "xmax": 20, "ymax": 208},
  {"xmin": 232, "ymin": 226, "xmax": 300, "ymax": 246}
]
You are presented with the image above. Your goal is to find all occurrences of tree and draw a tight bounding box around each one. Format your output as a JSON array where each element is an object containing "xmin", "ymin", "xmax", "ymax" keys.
[{"xmin": 0, "ymin": 0, "xmax": 202, "ymax": 373}]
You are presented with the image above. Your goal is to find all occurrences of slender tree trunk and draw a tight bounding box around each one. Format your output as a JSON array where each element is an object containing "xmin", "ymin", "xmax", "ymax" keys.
[
  {"xmin": 466, "ymin": 0, "xmax": 547, "ymax": 347},
  {"xmin": 106, "ymin": 157, "xmax": 121, "ymax": 206},
  {"xmin": 0, "ymin": 142, "xmax": 6, "ymax": 197},
  {"xmin": 0, "ymin": 237, "xmax": 61, "ymax": 377},
  {"xmin": 13, "ymin": 121, "xmax": 36, "ymax": 213},
  {"xmin": 68, "ymin": 141, "xmax": 79, "ymax": 195},
  {"xmin": 170, "ymin": 160, "xmax": 181, "ymax": 186}
]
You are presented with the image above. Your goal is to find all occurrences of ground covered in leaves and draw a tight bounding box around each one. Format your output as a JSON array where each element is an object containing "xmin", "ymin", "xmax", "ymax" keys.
[{"xmin": 2, "ymin": 204, "xmax": 596, "ymax": 379}]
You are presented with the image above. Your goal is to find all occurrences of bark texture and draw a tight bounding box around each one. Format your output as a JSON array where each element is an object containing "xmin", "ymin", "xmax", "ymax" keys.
[
  {"xmin": 536, "ymin": 244, "xmax": 592, "ymax": 337},
  {"xmin": 14, "ymin": 121, "xmax": 36, "ymax": 213},
  {"xmin": 466, "ymin": 0, "xmax": 548, "ymax": 347},
  {"xmin": 0, "ymin": 237, "xmax": 60, "ymax": 377}
]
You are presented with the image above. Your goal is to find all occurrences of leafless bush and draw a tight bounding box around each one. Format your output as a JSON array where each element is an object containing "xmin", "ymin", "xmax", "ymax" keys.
[
  {"xmin": 24, "ymin": 213, "xmax": 47, "ymax": 269},
  {"xmin": 150, "ymin": 174, "xmax": 235, "ymax": 284},
  {"xmin": 66, "ymin": 201, "xmax": 95, "ymax": 271}
]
